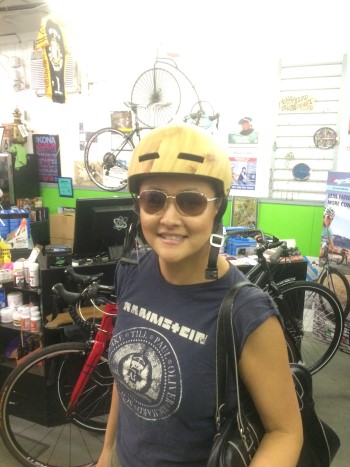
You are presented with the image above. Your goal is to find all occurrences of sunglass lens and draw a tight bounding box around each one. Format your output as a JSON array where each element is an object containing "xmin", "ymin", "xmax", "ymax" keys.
[
  {"xmin": 139, "ymin": 191, "xmax": 166, "ymax": 214},
  {"xmin": 177, "ymin": 192, "xmax": 207, "ymax": 216}
]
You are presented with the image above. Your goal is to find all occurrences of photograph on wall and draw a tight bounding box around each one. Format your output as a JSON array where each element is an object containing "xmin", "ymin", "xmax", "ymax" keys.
[
  {"xmin": 320, "ymin": 171, "xmax": 350, "ymax": 272},
  {"xmin": 74, "ymin": 161, "xmax": 96, "ymax": 187},
  {"xmin": 32, "ymin": 134, "xmax": 61, "ymax": 183},
  {"xmin": 231, "ymin": 197, "xmax": 258, "ymax": 228},
  {"xmin": 111, "ymin": 111, "xmax": 132, "ymax": 132},
  {"xmin": 228, "ymin": 116, "xmax": 259, "ymax": 145},
  {"xmin": 229, "ymin": 149, "xmax": 257, "ymax": 191}
]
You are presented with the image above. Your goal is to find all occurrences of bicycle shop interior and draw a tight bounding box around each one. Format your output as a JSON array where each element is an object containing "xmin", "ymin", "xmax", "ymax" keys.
[{"xmin": 0, "ymin": 0, "xmax": 349, "ymax": 466}]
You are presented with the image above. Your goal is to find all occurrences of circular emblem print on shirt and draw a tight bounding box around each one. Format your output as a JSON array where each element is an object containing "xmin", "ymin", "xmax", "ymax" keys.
[{"xmin": 109, "ymin": 327, "xmax": 182, "ymax": 420}]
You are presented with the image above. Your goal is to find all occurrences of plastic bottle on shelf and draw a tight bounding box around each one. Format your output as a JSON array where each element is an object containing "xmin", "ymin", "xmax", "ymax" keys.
[
  {"xmin": 0, "ymin": 287, "xmax": 6, "ymax": 309},
  {"xmin": 30, "ymin": 310, "xmax": 42, "ymax": 333},
  {"xmin": 23, "ymin": 260, "xmax": 30, "ymax": 284},
  {"xmin": 12, "ymin": 309, "xmax": 21, "ymax": 327},
  {"xmin": 20, "ymin": 306, "xmax": 31, "ymax": 331},
  {"xmin": 13, "ymin": 261, "xmax": 25, "ymax": 287},
  {"xmin": 7, "ymin": 291, "xmax": 23, "ymax": 308},
  {"xmin": 29, "ymin": 263, "xmax": 40, "ymax": 288}
]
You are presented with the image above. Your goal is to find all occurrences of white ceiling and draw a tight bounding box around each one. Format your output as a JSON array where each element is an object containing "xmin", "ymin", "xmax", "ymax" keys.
[{"xmin": 0, "ymin": 0, "xmax": 50, "ymax": 38}]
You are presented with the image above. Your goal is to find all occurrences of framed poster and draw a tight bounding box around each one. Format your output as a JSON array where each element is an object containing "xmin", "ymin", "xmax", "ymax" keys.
[
  {"xmin": 231, "ymin": 197, "xmax": 258, "ymax": 227},
  {"xmin": 32, "ymin": 134, "xmax": 61, "ymax": 182},
  {"xmin": 58, "ymin": 177, "xmax": 74, "ymax": 198}
]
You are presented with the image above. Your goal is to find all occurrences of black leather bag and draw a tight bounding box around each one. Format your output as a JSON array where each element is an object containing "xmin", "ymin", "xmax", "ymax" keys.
[{"xmin": 207, "ymin": 281, "xmax": 340, "ymax": 467}]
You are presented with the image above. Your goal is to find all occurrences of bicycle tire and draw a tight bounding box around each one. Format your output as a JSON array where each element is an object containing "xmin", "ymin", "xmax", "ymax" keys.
[
  {"xmin": 131, "ymin": 67, "xmax": 181, "ymax": 127},
  {"xmin": 274, "ymin": 281, "xmax": 344, "ymax": 375},
  {"xmin": 0, "ymin": 342, "xmax": 113, "ymax": 467},
  {"xmin": 319, "ymin": 266, "xmax": 350, "ymax": 317},
  {"xmin": 285, "ymin": 329, "xmax": 301, "ymax": 364},
  {"xmin": 84, "ymin": 127, "xmax": 134, "ymax": 191}
]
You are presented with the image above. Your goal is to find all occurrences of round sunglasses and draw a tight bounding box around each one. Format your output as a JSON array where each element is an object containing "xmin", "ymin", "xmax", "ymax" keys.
[{"xmin": 137, "ymin": 190, "xmax": 219, "ymax": 216}]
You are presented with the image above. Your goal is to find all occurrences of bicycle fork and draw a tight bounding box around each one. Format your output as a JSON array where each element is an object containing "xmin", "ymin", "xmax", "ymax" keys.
[{"xmin": 66, "ymin": 304, "xmax": 116, "ymax": 416}]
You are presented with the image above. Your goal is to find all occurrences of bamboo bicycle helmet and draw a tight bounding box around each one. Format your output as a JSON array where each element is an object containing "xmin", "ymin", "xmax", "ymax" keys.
[
  {"xmin": 128, "ymin": 124, "xmax": 232, "ymax": 280},
  {"xmin": 128, "ymin": 124, "xmax": 232, "ymax": 197}
]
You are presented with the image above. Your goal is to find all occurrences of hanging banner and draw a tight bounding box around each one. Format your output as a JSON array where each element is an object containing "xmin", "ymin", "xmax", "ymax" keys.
[
  {"xmin": 320, "ymin": 171, "xmax": 350, "ymax": 269},
  {"xmin": 35, "ymin": 16, "xmax": 69, "ymax": 103},
  {"xmin": 32, "ymin": 134, "xmax": 61, "ymax": 183}
]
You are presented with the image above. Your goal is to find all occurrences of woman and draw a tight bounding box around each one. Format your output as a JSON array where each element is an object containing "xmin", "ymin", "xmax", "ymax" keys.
[{"xmin": 97, "ymin": 124, "xmax": 303, "ymax": 466}]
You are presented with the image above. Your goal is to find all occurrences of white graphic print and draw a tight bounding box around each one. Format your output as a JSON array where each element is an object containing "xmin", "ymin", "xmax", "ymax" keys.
[{"xmin": 109, "ymin": 327, "xmax": 182, "ymax": 420}]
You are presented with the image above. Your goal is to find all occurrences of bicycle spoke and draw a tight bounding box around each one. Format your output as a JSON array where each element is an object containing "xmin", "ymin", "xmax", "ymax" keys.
[
  {"xmin": 0, "ymin": 343, "xmax": 111, "ymax": 467},
  {"xmin": 84, "ymin": 128, "xmax": 134, "ymax": 191},
  {"xmin": 277, "ymin": 282, "xmax": 343, "ymax": 375},
  {"xmin": 131, "ymin": 67, "xmax": 181, "ymax": 127}
]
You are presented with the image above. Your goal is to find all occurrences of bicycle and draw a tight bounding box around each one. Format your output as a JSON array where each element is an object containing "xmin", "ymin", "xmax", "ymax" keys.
[
  {"xmin": 131, "ymin": 51, "xmax": 216, "ymax": 127},
  {"xmin": 84, "ymin": 101, "xmax": 148, "ymax": 192},
  {"xmin": 84, "ymin": 102, "xmax": 220, "ymax": 192},
  {"xmin": 315, "ymin": 246, "xmax": 350, "ymax": 317},
  {"xmin": 225, "ymin": 229, "xmax": 344, "ymax": 375},
  {"xmin": 0, "ymin": 266, "xmax": 116, "ymax": 467}
]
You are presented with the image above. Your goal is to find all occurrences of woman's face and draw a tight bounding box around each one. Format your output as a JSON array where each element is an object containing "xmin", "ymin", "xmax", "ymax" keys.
[{"xmin": 138, "ymin": 175, "xmax": 220, "ymax": 268}]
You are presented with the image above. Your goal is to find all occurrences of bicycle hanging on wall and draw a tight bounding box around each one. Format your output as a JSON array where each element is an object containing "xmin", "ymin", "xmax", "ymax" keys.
[
  {"xmin": 130, "ymin": 51, "xmax": 217, "ymax": 128},
  {"xmin": 84, "ymin": 52, "xmax": 219, "ymax": 192}
]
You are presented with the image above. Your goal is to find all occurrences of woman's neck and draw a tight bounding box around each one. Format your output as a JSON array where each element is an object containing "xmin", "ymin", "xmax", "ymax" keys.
[{"xmin": 158, "ymin": 252, "xmax": 229, "ymax": 285}]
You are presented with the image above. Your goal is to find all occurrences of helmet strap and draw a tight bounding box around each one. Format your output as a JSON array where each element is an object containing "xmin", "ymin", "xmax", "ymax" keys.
[
  {"xmin": 205, "ymin": 224, "xmax": 225, "ymax": 280},
  {"xmin": 204, "ymin": 197, "xmax": 228, "ymax": 280}
]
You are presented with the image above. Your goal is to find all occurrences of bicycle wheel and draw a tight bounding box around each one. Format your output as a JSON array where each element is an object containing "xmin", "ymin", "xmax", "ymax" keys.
[
  {"xmin": 84, "ymin": 127, "xmax": 134, "ymax": 191},
  {"xmin": 0, "ymin": 342, "xmax": 113, "ymax": 467},
  {"xmin": 285, "ymin": 329, "xmax": 301, "ymax": 364},
  {"xmin": 131, "ymin": 67, "xmax": 181, "ymax": 127},
  {"xmin": 275, "ymin": 281, "xmax": 344, "ymax": 375},
  {"xmin": 187, "ymin": 101, "xmax": 215, "ymax": 129},
  {"xmin": 319, "ymin": 267, "xmax": 350, "ymax": 317}
]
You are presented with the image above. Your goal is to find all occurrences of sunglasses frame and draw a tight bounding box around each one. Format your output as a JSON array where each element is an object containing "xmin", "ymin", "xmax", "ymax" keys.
[{"xmin": 137, "ymin": 189, "xmax": 219, "ymax": 216}]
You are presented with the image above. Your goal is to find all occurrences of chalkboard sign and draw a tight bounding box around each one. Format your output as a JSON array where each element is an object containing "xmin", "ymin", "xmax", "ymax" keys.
[{"xmin": 32, "ymin": 134, "xmax": 61, "ymax": 183}]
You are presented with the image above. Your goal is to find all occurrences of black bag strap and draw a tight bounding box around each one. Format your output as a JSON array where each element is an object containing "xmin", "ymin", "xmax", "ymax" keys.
[{"xmin": 215, "ymin": 280, "xmax": 260, "ymax": 430}]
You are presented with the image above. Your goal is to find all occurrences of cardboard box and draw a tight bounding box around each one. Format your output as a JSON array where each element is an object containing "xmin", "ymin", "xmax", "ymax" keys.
[{"xmin": 50, "ymin": 213, "xmax": 75, "ymax": 248}]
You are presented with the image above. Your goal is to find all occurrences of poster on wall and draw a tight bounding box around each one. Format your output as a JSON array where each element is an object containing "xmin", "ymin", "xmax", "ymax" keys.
[
  {"xmin": 231, "ymin": 197, "xmax": 258, "ymax": 227},
  {"xmin": 229, "ymin": 148, "xmax": 257, "ymax": 192},
  {"xmin": 32, "ymin": 134, "xmax": 61, "ymax": 183},
  {"xmin": 321, "ymin": 171, "xmax": 350, "ymax": 271}
]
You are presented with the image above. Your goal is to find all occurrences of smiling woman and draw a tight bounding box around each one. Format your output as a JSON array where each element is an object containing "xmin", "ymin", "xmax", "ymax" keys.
[{"xmin": 91, "ymin": 123, "xmax": 304, "ymax": 467}]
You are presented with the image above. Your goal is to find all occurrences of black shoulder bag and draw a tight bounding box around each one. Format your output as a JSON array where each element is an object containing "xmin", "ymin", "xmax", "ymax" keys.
[{"xmin": 207, "ymin": 281, "xmax": 340, "ymax": 467}]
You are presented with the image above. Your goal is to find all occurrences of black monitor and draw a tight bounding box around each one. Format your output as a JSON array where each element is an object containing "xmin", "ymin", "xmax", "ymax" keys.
[{"xmin": 73, "ymin": 196, "xmax": 136, "ymax": 261}]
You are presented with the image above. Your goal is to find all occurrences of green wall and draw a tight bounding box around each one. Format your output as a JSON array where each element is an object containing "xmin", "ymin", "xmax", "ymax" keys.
[
  {"xmin": 257, "ymin": 201, "xmax": 323, "ymax": 257},
  {"xmin": 41, "ymin": 187, "xmax": 323, "ymax": 257}
]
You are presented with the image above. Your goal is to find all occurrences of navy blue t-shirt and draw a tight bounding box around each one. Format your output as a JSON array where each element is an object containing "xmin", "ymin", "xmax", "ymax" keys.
[{"xmin": 108, "ymin": 251, "xmax": 280, "ymax": 466}]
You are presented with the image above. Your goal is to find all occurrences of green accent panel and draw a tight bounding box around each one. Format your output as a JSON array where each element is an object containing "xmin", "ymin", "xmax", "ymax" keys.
[
  {"xmin": 41, "ymin": 188, "xmax": 322, "ymax": 256},
  {"xmin": 257, "ymin": 202, "xmax": 323, "ymax": 257},
  {"xmin": 42, "ymin": 186, "xmax": 234, "ymax": 224},
  {"xmin": 41, "ymin": 186, "xmax": 132, "ymax": 214}
]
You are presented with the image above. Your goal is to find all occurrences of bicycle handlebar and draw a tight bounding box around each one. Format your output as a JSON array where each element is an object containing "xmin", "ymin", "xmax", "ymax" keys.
[
  {"xmin": 188, "ymin": 111, "xmax": 220, "ymax": 121},
  {"xmin": 65, "ymin": 265, "xmax": 104, "ymax": 285},
  {"xmin": 52, "ymin": 282, "xmax": 80, "ymax": 304}
]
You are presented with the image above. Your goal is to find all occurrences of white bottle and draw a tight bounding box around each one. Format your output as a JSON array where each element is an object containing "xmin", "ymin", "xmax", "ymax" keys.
[
  {"xmin": 23, "ymin": 260, "xmax": 30, "ymax": 284},
  {"xmin": 29, "ymin": 263, "xmax": 40, "ymax": 288},
  {"xmin": 20, "ymin": 307, "xmax": 31, "ymax": 331},
  {"xmin": 30, "ymin": 310, "xmax": 42, "ymax": 333},
  {"xmin": 13, "ymin": 261, "xmax": 25, "ymax": 286}
]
